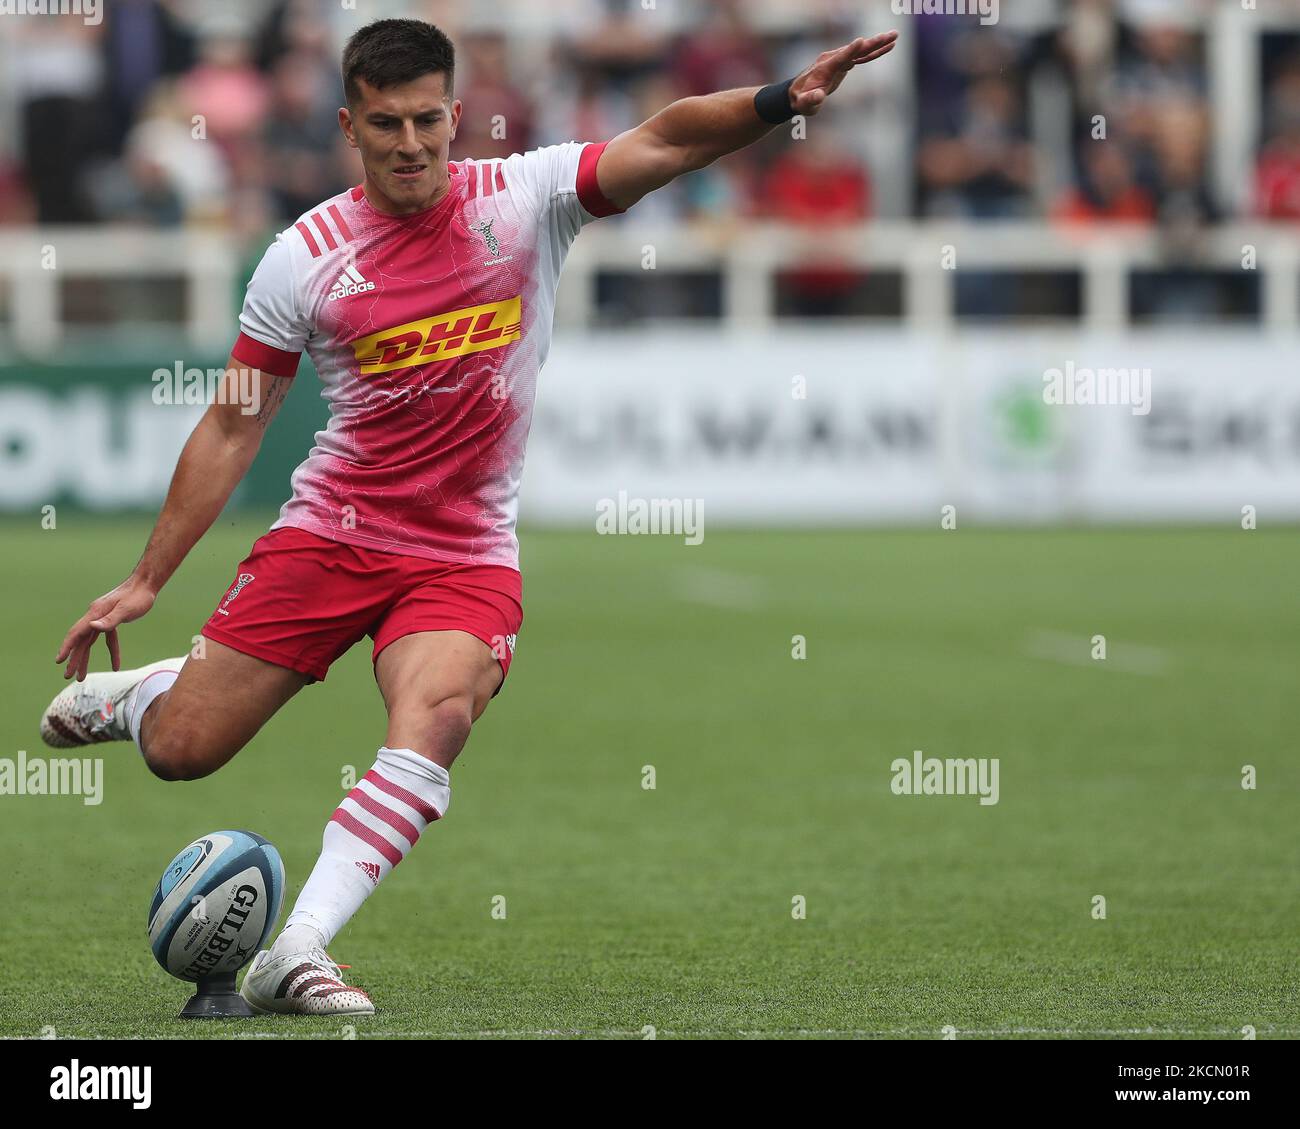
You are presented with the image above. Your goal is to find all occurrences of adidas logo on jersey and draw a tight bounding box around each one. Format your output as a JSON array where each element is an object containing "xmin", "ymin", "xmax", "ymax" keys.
[{"xmin": 329, "ymin": 265, "xmax": 376, "ymax": 301}]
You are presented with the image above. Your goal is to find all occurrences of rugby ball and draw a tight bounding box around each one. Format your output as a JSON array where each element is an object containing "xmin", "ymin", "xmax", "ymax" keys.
[{"xmin": 147, "ymin": 830, "xmax": 284, "ymax": 982}]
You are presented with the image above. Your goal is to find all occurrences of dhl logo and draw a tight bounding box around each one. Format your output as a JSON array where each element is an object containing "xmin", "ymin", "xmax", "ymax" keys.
[{"xmin": 352, "ymin": 296, "xmax": 522, "ymax": 376}]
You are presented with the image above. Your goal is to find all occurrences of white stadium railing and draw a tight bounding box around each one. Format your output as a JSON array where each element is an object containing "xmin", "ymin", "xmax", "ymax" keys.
[
  {"xmin": 560, "ymin": 222, "xmax": 1300, "ymax": 334},
  {"xmin": 0, "ymin": 222, "xmax": 1297, "ymax": 356},
  {"xmin": 0, "ymin": 229, "xmax": 237, "ymax": 356}
]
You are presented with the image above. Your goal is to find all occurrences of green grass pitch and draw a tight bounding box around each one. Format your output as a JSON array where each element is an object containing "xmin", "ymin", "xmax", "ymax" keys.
[{"xmin": 1, "ymin": 516, "xmax": 1296, "ymax": 1040}]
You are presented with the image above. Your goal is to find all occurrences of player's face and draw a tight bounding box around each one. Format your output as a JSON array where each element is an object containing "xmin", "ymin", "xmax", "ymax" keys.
[{"xmin": 340, "ymin": 73, "xmax": 462, "ymax": 215}]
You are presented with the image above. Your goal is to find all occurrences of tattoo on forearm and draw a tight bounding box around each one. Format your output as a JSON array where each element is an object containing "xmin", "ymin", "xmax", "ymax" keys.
[{"xmin": 256, "ymin": 376, "xmax": 291, "ymax": 427}]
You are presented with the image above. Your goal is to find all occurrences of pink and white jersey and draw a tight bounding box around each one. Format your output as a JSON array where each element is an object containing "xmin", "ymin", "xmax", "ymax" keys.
[{"xmin": 230, "ymin": 141, "xmax": 624, "ymax": 569}]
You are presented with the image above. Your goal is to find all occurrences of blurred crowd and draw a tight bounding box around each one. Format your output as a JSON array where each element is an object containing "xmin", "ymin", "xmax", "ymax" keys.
[{"xmin": 1, "ymin": 0, "xmax": 1299, "ymax": 320}]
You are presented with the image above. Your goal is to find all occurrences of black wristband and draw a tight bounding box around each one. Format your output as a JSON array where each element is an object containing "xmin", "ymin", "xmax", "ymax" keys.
[{"xmin": 754, "ymin": 77, "xmax": 797, "ymax": 124}]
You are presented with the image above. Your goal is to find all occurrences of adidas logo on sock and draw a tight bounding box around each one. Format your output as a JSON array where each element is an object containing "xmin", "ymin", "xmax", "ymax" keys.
[
  {"xmin": 329, "ymin": 265, "xmax": 376, "ymax": 301},
  {"xmin": 355, "ymin": 861, "xmax": 381, "ymax": 885}
]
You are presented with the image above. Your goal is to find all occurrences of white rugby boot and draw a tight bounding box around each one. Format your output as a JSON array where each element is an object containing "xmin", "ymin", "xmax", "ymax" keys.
[
  {"xmin": 240, "ymin": 947, "xmax": 375, "ymax": 1016},
  {"xmin": 39, "ymin": 657, "xmax": 187, "ymax": 748}
]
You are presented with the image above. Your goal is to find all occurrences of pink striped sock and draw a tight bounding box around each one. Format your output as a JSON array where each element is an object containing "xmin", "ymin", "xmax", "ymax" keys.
[{"xmin": 281, "ymin": 747, "xmax": 450, "ymax": 947}]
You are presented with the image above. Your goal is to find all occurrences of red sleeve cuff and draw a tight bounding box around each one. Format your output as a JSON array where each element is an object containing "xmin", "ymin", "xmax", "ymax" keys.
[
  {"xmin": 576, "ymin": 141, "xmax": 626, "ymax": 219},
  {"xmin": 230, "ymin": 331, "xmax": 301, "ymax": 378}
]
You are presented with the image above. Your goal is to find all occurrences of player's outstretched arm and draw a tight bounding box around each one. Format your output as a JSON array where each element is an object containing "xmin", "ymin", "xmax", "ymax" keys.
[
  {"xmin": 595, "ymin": 30, "xmax": 899, "ymax": 211},
  {"xmin": 54, "ymin": 360, "xmax": 293, "ymax": 681}
]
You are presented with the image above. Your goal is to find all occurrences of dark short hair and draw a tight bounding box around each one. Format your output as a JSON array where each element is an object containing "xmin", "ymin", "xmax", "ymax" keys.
[{"xmin": 342, "ymin": 19, "xmax": 456, "ymax": 107}]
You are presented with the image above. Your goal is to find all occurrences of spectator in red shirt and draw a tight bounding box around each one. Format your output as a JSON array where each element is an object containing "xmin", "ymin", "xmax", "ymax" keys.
[
  {"xmin": 451, "ymin": 32, "xmax": 535, "ymax": 162},
  {"xmin": 761, "ymin": 126, "xmax": 871, "ymax": 316},
  {"xmin": 764, "ymin": 136, "xmax": 871, "ymax": 225},
  {"xmin": 1054, "ymin": 141, "xmax": 1155, "ymax": 225},
  {"xmin": 0, "ymin": 162, "xmax": 36, "ymax": 226},
  {"xmin": 1256, "ymin": 128, "xmax": 1300, "ymax": 220},
  {"xmin": 671, "ymin": 0, "xmax": 769, "ymax": 97},
  {"xmin": 1255, "ymin": 60, "xmax": 1300, "ymax": 220}
]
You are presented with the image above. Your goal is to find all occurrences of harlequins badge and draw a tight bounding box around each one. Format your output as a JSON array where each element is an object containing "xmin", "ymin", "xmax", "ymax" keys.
[{"xmin": 471, "ymin": 218, "xmax": 500, "ymax": 258}]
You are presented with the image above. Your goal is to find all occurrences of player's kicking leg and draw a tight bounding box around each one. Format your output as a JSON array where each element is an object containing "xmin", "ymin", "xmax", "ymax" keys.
[
  {"xmin": 241, "ymin": 628, "xmax": 505, "ymax": 1017},
  {"xmin": 40, "ymin": 655, "xmax": 191, "ymax": 750},
  {"xmin": 39, "ymin": 639, "xmax": 308, "ymax": 781}
]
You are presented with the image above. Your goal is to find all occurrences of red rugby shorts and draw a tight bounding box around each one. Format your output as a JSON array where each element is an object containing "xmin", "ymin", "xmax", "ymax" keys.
[{"xmin": 201, "ymin": 526, "xmax": 522, "ymax": 684}]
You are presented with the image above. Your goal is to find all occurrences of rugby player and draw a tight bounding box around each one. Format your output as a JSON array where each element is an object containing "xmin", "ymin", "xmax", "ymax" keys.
[{"xmin": 40, "ymin": 18, "xmax": 897, "ymax": 1015}]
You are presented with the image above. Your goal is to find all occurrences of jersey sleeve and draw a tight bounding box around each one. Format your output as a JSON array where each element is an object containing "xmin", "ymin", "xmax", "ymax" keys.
[
  {"xmin": 509, "ymin": 141, "xmax": 627, "ymax": 254},
  {"xmin": 230, "ymin": 234, "xmax": 311, "ymax": 378}
]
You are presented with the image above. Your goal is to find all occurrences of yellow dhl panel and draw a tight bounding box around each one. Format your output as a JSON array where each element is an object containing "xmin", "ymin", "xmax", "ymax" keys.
[{"xmin": 352, "ymin": 296, "xmax": 522, "ymax": 376}]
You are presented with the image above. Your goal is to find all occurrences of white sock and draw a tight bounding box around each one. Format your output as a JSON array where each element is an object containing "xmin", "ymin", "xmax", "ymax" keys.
[
  {"xmin": 270, "ymin": 923, "xmax": 326, "ymax": 959},
  {"xmin": 127, "ymin": 670, "xmax": 178, "ymax": 751},
  {"xmin": 280, "ymin": 747, "xmax": 450, "ymax": 948}
]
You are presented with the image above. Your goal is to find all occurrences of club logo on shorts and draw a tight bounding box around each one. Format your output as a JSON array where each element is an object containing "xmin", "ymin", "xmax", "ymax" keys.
[
  {"xmin": 491, "ymin": 633, "xmax": 517, "ymax": 660},
  {"xmin": 216, "ymin": 573, "xmax": 256, "ymax": 617}
]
